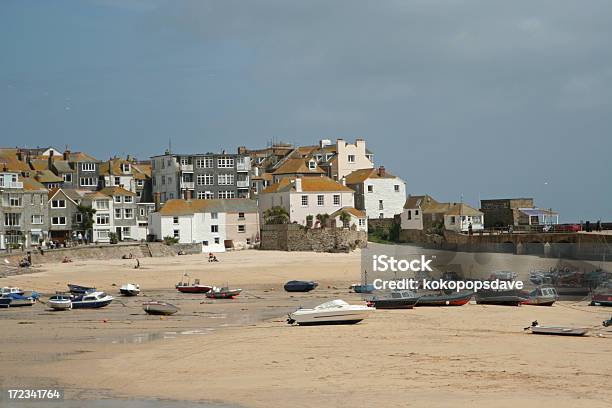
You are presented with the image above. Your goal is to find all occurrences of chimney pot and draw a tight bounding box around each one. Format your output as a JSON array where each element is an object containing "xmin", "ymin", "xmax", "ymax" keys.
[{"xmin": 378, "ymin": 166, "xmax": 385, "ymax": 176}]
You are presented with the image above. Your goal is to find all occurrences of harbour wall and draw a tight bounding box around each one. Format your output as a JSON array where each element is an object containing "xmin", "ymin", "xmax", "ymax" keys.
[{"xmin": 260, "ymin": 224, "xmax": 367, "ymax": 252}]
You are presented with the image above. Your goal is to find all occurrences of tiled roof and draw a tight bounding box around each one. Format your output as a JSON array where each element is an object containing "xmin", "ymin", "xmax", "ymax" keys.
[
  {"xmin": 30, "ymin": 159, "xmax": 50, "ymax": 171},
  {"xmin": 99, "ymin": 186, "xmax": 137, "ymax": 197},
  {"xmin": 159, "ymin": 199, "xmax": 258, "ymax": 216},
  {"xmin": 331, "ymin": 206, "xmax": 366, "ymax": 218},
  {"xmin": 404, "ymin": 195, "xmax": 437, "ymax": 209},
  {"xmin": 52, "ymin": 160, "xmax": 73, "ymax": 173},
  {"xmin": 262, "ymin": 177, "xmax": 353, "ymax": 193},
  {"xmin": 66, "ymin": 152, "xmax": 99, "ymax": 162},
  {"xmin": 0, "ymin": 154, "xmax": 31, "ymax": 172},
  {"xmin": 272, "ymin": 158, "xmax": 325, "ymax": 175},
  {"xmin": 445, "ymin": 203, "xmax": 483, "ymax": 216},
  {"xmin": 84, "ymin": 191, "xmax": 110, "ymax": 199},
  {"xmin": 345, "ymin": 167, "xmax": 396, "ymax": 184},
  {"xmin": 34, "ymin": 170, "xmax": 63, "ymax": 183},
  {"xmin": 21, "ymin": 177, "xmax": 47, "ymax": 191}
]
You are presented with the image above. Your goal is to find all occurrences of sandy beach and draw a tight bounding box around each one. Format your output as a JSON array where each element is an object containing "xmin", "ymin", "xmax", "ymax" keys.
[{"xmin": 1, "ymin": 249, "xmax": 612, "ymax": 408}]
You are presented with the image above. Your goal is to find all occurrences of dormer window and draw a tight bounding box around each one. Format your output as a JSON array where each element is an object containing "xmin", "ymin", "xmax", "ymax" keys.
[
  {"xmin": 315, "ymin": 154, "xmax": 322, "ymax": 161},
  {"xmin": 308, "ymin": 160, "xmax": 316, "ymax": 170},
  {"xmin": 121, "ymin": 163, "xmax": 130, "ymax": 173}
]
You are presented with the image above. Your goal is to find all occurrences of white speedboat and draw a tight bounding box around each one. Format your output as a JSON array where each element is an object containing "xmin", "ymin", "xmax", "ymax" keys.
[
  {"xmin": 48, "ymin": 294, "xmax": 72, "ymax": 311},
  {"xmin": 119, "ymin": 283, "xmax": 140, "ymax": 296},
  {"xmin": 287, "ymin": 299, "xmax": 372, "ymax": 326},
  {"xmin": 1, "ymin": 286, "xmax": 24, "ymax": 296},
  {"xmin": 71, "ymin": 291, "xmax": 114, "ymax": 309}
]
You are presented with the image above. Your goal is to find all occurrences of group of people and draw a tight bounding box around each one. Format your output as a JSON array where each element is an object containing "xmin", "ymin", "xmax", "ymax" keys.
[{"xmin": 208, "ymin": 252, "xmax": 219, "ymax": 262}]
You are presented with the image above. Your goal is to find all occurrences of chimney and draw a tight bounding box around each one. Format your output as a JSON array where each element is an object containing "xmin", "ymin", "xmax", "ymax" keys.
[
  {"xmin": 63, "ymin": 149, "xmax": 71, "ymax": 160},
  {"xmin": 294, "ymin": 177, "xmax": 302, "ymax": 193},
  {"xmin": 154, "ymin": 192, "xmax": 161, "ymax": 211},
  {"xmin": 341, "ymin": 176, "xmax": 346, "ymax": 186},
  {"xmin": 237, "ymin": 146, "xmax": 247, "ymax": 154},
  {"xmin": 16, "ymin": 150, "xmax": 23, "ymax": 161},
  {"xmin": 377, "ymin": 166, "xmax": 385, "ymax": 177}
]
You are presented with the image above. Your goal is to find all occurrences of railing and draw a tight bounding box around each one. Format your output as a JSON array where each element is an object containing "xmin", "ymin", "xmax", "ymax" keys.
[
  {"xmin": 0, "ymin": 181, "xmax": 24, "ymax": 189},
  {"xmin": 236, "ymin": 162, "xmax": 250, "ymax": 172},
  {"xmin": 180, "ymin": 164, "xmax": 194, "ymax": 172},
  {"xmin": 180, "ymin": 181, "xmax": 195, "ymax": 190},
  {"xmin": 237, "ymin": 180, "xmax": 249, "ymax": 188}
]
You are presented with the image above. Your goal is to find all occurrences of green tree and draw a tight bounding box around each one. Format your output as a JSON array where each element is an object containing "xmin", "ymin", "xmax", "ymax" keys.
[
  {"xmin": 316, "ymin": 213, "xmax": 330, "ymax": 228},
  {"xmin": 338, "ymin": 211, "xmax": 351, "ymax": 228},
  {"xmin": 77, "ymin": 204, "xmax": 96, "ymax": 242},
  {"xmin": 263, "ymin": 206, "xmax": 290, "ymax": 225}
]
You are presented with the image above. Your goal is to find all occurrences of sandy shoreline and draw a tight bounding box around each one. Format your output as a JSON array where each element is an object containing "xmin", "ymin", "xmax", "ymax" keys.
[{"xmin": 1, "ymin": 249, "xmax": 612, "ymax": 407}]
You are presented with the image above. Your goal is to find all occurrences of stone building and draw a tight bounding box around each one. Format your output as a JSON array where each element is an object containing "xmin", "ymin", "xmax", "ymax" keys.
[{"xmin": 345, "ymin": 166, "xmax": 406, "ymax": 219}]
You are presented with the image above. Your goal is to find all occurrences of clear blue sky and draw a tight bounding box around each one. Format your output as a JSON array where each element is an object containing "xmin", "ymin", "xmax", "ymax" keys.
[{"xmin": 1, "ymin": 0, "xmax": 610, "ymax": 222}]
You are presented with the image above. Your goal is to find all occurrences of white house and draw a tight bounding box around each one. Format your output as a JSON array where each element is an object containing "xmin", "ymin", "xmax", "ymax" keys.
[
  {"xmin": 345, "ymin": 166, "xmax": 406, "ymax": 219},
  {"xmin": 148, "ymin": 198, "xmax": 259, "ymax": 252},
  {"xmin": 259, "ymin": 177, "xmax": 356, "ymax": 226},
  {"xmin": 330, "ymin": 207, "xmax": 368, "ymax": 232},
  {"xmin": 443, "ymin": 203, "xmax": 485, "ymax": 233},
  {"xmin": 82, "ymin": 191, "xmax": 114, "ymax": 243}
]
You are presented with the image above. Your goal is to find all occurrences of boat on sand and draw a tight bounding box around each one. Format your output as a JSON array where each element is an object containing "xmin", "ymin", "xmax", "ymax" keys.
[
  {"xmin": 521, "ymin": 286, "xmax": 559, "ymax": 306},
  {"xmin": 176, "ymin": 276, "xmax": 212, "ymax": 293},
  {"xmin": 414, "ymin": 291, "xmax": 472, "ymax": 307},
  {"xmin": 287, "ymin": 299, "xmax": 372, "ymax": 326},
  {"xmin": 367, "ymin": 291, "xmax": 420, "ymax": 309},
  {"xmin": 120, "ymin": 283, "xmax": 140, "ymax": 296},
  {"xmin": 524, "ymin": 321, "xmax": 588, "ymax": 336},
  {"xmin": 205, "ymin": 286, "xmax": 242, "ymax": 299},
  {"xmin": 284, "ymin": 280, "xmax": 318, "ymax": 292},
  {"xmin": 143, "ymin": 301, "xmax": 179, "ymax": 315}
]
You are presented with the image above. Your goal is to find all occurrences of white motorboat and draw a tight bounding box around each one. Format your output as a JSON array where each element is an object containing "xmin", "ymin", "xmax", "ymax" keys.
[
  {"xmin": 1, "ymin": 286, "xmax": 24, "ymax": 296},
  {"xmin": 48, "ymin": 294, "xmax": 72, "ymax": 311},
  {"xmin": 119, "ymin": 283, "xmax": 140, "ymax": 296},
  {"xmin": 287, "ymin": 299, "xmax": 373, "ymax": 326},
  {"xmin": 71, "ymin": 291, "xmax": 114, "ymax": 309}
]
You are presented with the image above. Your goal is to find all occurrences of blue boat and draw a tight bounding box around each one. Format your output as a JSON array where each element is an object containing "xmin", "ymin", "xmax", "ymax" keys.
[
  {"xmin": 284, "ymin": 280, "xmax": 318, "ymax": 292},
  {"xmin": 0, "ymin": 297, "xmax": 12, "ymax": 308},
  {"xmin": 71, "ymin": 291, "xmax": 114, "ymax": 309},
  {"xmin": 351, "ymin": 283, "xmax": 375, "ymax": 294},
  {"xmin": 0, "ymin": 292, "xmax": 37, "ymax": 307}
]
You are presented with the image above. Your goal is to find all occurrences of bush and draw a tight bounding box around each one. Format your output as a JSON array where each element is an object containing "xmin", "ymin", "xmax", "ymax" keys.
[
  {"xmin": 109, "ymin": 232, "xmax": 118, "ymax": 244},
  {"xmin": 163, "ymin": 236, "xmax": 179, "ymax": 245}
]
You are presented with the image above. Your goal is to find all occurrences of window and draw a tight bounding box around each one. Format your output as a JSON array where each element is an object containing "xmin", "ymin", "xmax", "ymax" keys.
[
  {"xmin": 161, "ymin": 176, "xmax": 166, "ymax": 185},
  {"xmin": 9, "ymin": 194, "xmax": 21, "ymax": 207},
  {"xmin": 139, "ymin": 207, "xmax": 146, "ymax": 217},
  {"xmin": 124, "ymin": 208, "xmax": 134, "ymax": 219},
  {"xmin": 124, "ymin": 196, "xmax": 133, "ymax": 203},
  {"xmin": 211, "ymin": 212, "xmax": 218, "ymax": 220},
  {"xmin": 96, "ymin": 214, "xmax": 110, "ymax": 225},
  {"xmin": 115, "ymin": 208, "xmax": 122, "ymax": 219},
  {"xmin": 238, "ymin": 212, "xmax": 245, "ymax": 220},
  {"xmin": 51, "ymin": 199, "xmax": 66, "ymax": 208},
  {"xmin": 359, "ymin": 219, "xmax": 366, "ymax": 226},
  {"xmin": 169, "ymin": 193, "xmax": 174, "ymax": 199},
  {"xmin": 246, "ymin": 238, "xmax": 251, "ymax": 245},
  {"xmin": 214, "ymin": 237, "xmax": 220, "ymax": 244},
  {"xmin": 173, "ymin": 230, "xmax": 180, "ymax": 239},
  {"xmin": 121, "ymin": 163, "xmax": 130, "ymax": 173},
  {"xmin": 211, "ymin": 225, "xmax": 219, "ymax": 233},
  {"xmin": 238, "ymin": 225, "xmax": 245, "ymax": 233},
  {"xmin": 197, "ymin": 174, "xmax": 214, "ymax": 185},
  {"xmin": 379, "ymin": 213, "xmax": 384, "ymax": 219},
  {"xmin": 317, "ymin": 195, "xmax": 324, "ymax": 206},
  {"xmin": 308, "ymin": 160, "xmax": 316, "ymax": 170},
  {"xmin": 407, "ymin": 210, "xmax": 412, "ymax": 220},
  {"xmin": 301, "ymin": 195, "xmax": 308, "ymax": 206},
  {"xmin": 394, "ymin": 184, "xmax": 400, "ymax": 192},
  {"xmin": 136, "ymin": 191, "xmax": 141, "ymax": 198},
  {"xmin": 114, "ymin": 196, "xmax": 122, "ymax": 203},
  {"xmin": 450, "ymin": 216, "xmax": 456, "ymax": 225},
  {"xmin": 31, "ymin": 215, "xmax": 44, "ymax": 225},
  {"xmin": 52, "ymin": 216, "xmax": 66, "ymax": 225},
  {"xmin": 97, "ymin": 230, "xmax": 109, "ymax": 239},
  {"xmin": 196, "ymin": 157, "xmax": 214, "ymax": 168},
  {"xmin": 333, "ymin": 195, "xmax": 340, "ymax": 206},
  {"xmin": 180, "ymin": 157, "xmax": 189, "ymax": 165},
  {"xmin": 173, "ymin": 217, "xmax": 179, "ymax": 224},
  {"xmin": 348, "ymin": 155, "xmax": 355, "ymax": 163},
  {"xmin": 75, "ymin": 213, "xmax": 83, "ymax": 223},
  {"xmin": 218, "ymin": 190, "xmax": 235, "ymax": 199},
  {"xmin": 203, "ymin": 240, "xmax": 209, "ymax": 246},
  {"xmin": 95, "ymin": 200, "xmax": 109, "ymax": 210},
  {"xmin": 197, "ymin": 191, "xmax": 214, "ymax": 199},
  {"xmin": 80, "ymin": 177, "xmax": 96, "ymax": 186},
  {"xmin": 167, "ymin": 177, "xmax": 172, "ymax": 184},
  {"xmin": 379, "ymin": 200, "xmax": 384, "ymax": 210},
  {"xmin": 217, "ymin": 157, "xmax": 235, "ymax": 168},
  {"xmin": 218, "ymin": 174, "xmax": 234, "ymax": 185},
  {"xmin": 415, "ymin": 210, "xmax": 419, "ymax": 216},
  {"xmin": 4, "ymin": 213, "xmax": 20, "ymax": 226},
  {"xmin": 63, "ymin": 173, "xmax": 72, "ymax": 183},
  {"xmin": 136, "ymin": 179, "xmax": 144, "ymax": 187},
  {"xmin": 122, "ymin": 227, "xmax": 131, "ymax": 237},
  {"xmin": 81, "ymin": 163, "xmax": 95, "ymax": 171},
  {"xmin": 367, "ymin": 185, "xmax": 373, "ymax": 193}
]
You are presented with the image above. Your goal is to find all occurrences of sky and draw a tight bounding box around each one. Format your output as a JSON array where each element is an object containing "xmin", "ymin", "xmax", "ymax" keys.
[{"xmin": 0, "ymin": 0, "xmax": 610, "ymax": 222}]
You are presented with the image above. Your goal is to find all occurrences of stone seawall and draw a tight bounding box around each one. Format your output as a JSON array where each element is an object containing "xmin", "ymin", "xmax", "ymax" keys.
[
  {"xmin": 261, "ymin": 224, "xmax": 367, "ymax": 252},
  {"xmin": 0, "ymin": 242, "xmax": 203, "ymax": 274}
]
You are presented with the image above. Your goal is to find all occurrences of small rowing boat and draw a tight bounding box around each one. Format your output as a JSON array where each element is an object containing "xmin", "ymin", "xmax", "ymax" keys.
[
  {"xmin": 524, "ymin": 321, "xmax": 587, "ymax": 336},
  {"xmin": 143, "ymin": 301, "xmax": 179, "ymax": 315},
  {"xmin": 284, "ymin": 280, "xmax": 318, "ymax": 292},
  {"xmin": 205, "ymin": 286, "xmax": 242, "ymax": 299}
]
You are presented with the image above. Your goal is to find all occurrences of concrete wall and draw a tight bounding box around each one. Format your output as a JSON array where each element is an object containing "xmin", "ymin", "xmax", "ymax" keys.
[{"xmin": 260, "ymin": 224, "xmax": 367, "ymax": 252}]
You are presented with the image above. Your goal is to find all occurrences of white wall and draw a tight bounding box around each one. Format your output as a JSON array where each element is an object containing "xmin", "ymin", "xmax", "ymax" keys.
[
  {"xmin": 149, "ymin": 212, "xmax": 226, "ymax": 252},
  {"xmin": 288, "ymin": 191, "xmax": 355, "ymax": 225},
  {"xmin": 444, "ymin": 215, "xmax": 485, "ymax": 232},
  {"xmin": 362, "ymin": 177, "xmax": 406, "ymax": 219},
  {"xmin": 400, "ymin": 207, "xmax": 424, "ymax": 230},
  {"xmin": 334, "ymin": 139, "xmax": 373, "ymax": 180}
]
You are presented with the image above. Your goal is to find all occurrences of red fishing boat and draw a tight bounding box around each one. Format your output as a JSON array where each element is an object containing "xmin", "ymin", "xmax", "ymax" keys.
[{"xmin": 175, "ymin": 275, "xmax": 212, "ymax": 293}]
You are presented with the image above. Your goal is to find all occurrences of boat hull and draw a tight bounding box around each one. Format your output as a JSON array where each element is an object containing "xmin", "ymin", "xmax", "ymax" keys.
[
  {"xmin": 591, "ymin": 294, "xmax": 612, "ymax": 307},
  {"xmin": 351, "ymin": 284, "xmax": 375, "ymax": 294},
  {"xmin": 475, "ymin": 290, "xmax": 527, "ymax": 306},
  {"xmin": 49, "ymin": 301, "xmax": 72, "ymax": 310},
  {"xmin": 522, "ymin": 297, "xmax": 556, "ymax": 306},
  {"xmin": 0, "ymin": 298, "xmax": 12, "ymax": 308},
  {"xmin": 284, "ymin": 281, "xmax": 318, "ymax": 292},
  {"xmin": 143, "ymin": 302, "xmax": 179, "ymax": 315},
  {"xmin": 71, "ymin": 299, "xmax": 113, "ymax": 309},
  {"xmin": 206, "ymin": 290, "xmax": 242, "ymax": 299},
  {"xmin": 369, "ymin": 298, "xmax": 418, "ymax": 309},
  {"xmin": 120, "ymin": 289, "xmax": 140, "ymax": 296},
  {"xmin": 415, "ymin": 292, "xmax": 472, "ymax": 307},
  {"xmin": 529, "ymin": 327, "xmax": 588, "ymax": 336},
  {"xmin": 176, "ymin": 286, "xmax": 212, "ymax": 293},
  {"xmin": 68, "ymin": 284, "xmax": 95, "ymax": 294},
  {"xmin": 290, "ymin": 309, "xmax": 370, "ymax": 325}
]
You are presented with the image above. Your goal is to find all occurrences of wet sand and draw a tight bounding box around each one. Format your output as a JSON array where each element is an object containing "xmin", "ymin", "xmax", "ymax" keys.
[{"xmin": 1, "ymin": 250, "xmax": 611, "ymax": 408}]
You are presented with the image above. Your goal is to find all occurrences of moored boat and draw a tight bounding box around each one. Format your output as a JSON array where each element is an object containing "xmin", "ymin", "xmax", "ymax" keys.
[
  {"xmin": 0, "ymin": 297, "xmax": 12, "ymax": 308},
  {"xmin": 120, "ymin": 283, "xmax": 140, "ymax": 296},
  {"xmin": 475, "ymin": 289, "xmax": 527, "ymax": 306},
  {"xmin": 366, "ymin": 291, "xmax": 420, "ymax": 309},
  {"xmin": 205, "ymin": 286, "xmax": 242, "ymax": 299},
  {"xmin": 284, "ymin": 280, "xmax": 318, "ymax": 292},
  {"xmin": 143, "ymin": 301, "xmax": 179, "ymax": 315},
  {"xmin": 0, "ymin": 293, "xmax": 37, "ymax": 307},
  {"xmin": 1, "ymin": 286, "xmax": 24, "ymax": 296},
  {"xmin": 288, "ymin": 299, "xmax": 372, "ymax": 325},
  {"xmin": 68, "ymin": 283, "xmax": 96, "ymax": 295},
  {"xmin": 591, "ymin": 282, "xmax": 612, "ymax": 306},
  {"xmin": 176, "ymin": 276, "xmax": 212, "ymax": 293},
  {"xmin": 524, "ymin": 321, "xmax": 588, "ymax": 336},
  {"xmin": 48, "ymin": 294, "xmax": 72, "ymax": 310},
  {"xmin": 351, "ymin": 283, "xmax": 375, "ymax": 294},
  {"xmin": 522, "ymin": 286, "xmax": 558, "ymax": 306},
  {"xmin": 71, "ymin": 291, "xmax": 114, "ymax": 309},
  {"xmin": 414, "ymin": 291, "xmax": 472, "ymax": 307}
]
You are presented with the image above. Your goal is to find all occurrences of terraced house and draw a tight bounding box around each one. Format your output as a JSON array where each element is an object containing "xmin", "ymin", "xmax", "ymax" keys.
[
  {"xmin": 99, "ymin": 187, "xmax": 137, "ymax": 241},
  {"xmin": 0, "ymin": 172, "xmax": 49, "ymax": 249},
  {"xmin": 151, "ymin": 151, "xmax": 251, "ymax": 203},
  {"xmin": 47, "ymin": 188, "xmax": 85, "ymax": 243}
]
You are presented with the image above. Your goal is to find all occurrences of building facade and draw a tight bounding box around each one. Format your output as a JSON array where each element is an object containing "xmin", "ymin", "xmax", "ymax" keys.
[{"xmin": 345, "ymin": 166, "xmax": 406, "ymax": 219}]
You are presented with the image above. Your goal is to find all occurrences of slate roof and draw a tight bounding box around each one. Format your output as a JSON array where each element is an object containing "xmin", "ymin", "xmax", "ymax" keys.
[{"xmin": 159, "ymin": 199, "xmax": 258, "ymax": 216}]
